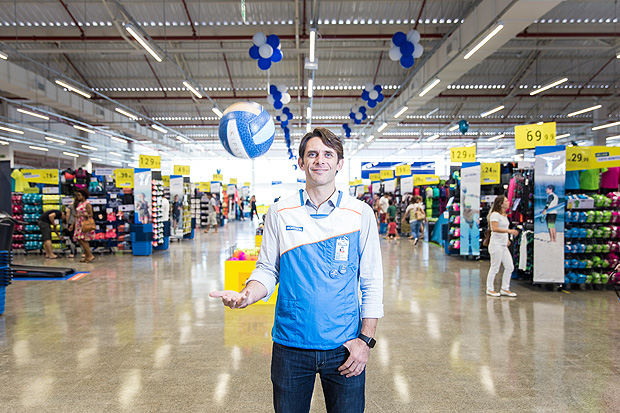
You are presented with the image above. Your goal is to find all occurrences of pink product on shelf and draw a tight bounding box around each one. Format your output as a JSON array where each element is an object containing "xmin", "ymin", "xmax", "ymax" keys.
[
  {"xmin": 12, "ymin": 243, "xmax": 23, "ymax": 250},
  {"xmin": 13, "ymin": 234, "xmax": 24, "ymax": 241},
  {"xmin": 14, "ymin": 224, "xmax": 24, "ymax": 232},
  {"xmin": 608, "ymin": 253, "xmax": 619, "ymax": 268},
  {"xmin": 11, "ymin": 205, "xmax": 22, "ymax": 214},
  {"xmin": 13, "ymin": 215, "xmax": 22, "ymax": 221},
  {"xmin": 609, "ymin": 242, "xmax": 619, "ymax": 253}
]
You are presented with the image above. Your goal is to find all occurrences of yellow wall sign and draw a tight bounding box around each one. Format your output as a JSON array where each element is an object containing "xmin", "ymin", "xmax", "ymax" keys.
[
  {"xmin": 369, "ymin": 173, "xmax": 381, "ymax": 182},
  {"xmin": 380, "ymin": 170, "xmax": 394, "ymax": 180},
  {"xmin": 244, "ymin": 182, "xmax": 251, "ymax": 187},
  {"xmin": 480, "ymin": 163, "xmax": 500, "ymax": 185},
  {"xmin": 450, "ymin": 146, "xmax": 476, "ymax": 162},
  {"xmin": 515, "ymin": 122, "xmax": 556, "ymax": 149},
  {"xmin": 139, "ymin": 155, "xmax": 161, "ymax": 169},
  {"xmin": 22, "ymin": 169, "xmax": 59, "ymax": 185},
  {"xmin": 198, "ymin": 182, "xmax": 211, "ymax": 192},
  {"xmin": 355, "ymin": 179, "xmax": 363, "ymax": 185},
  {"xmin": 114, "ymin": 168, "xmax": 134, "ymax": 188},
  {"xmin": 230, "ymin": 178, "xmax": 237, "ymax": 185},
  {"xmin": 213, "ymin": 173, "xmax": 223, "ymax": 182},
  {"xmin": 162, "ymin": 175, "xmax": 170, "ymax": 187},
  {"xmin": 413, "ymin": 174, "xmax": 440, "ymax": 186},
  {"xmin": 174, "ymin": 165, "xmax": 190, "ymax": 175},
  {"xmin": 395, "ymin": 164, "xmax": 411, "ymax": 176}
]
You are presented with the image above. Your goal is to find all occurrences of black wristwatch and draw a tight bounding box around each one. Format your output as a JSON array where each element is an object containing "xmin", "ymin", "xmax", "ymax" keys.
[{"xmin": 357, "ymin": 333, "xmax": 376, "ymax": 348}]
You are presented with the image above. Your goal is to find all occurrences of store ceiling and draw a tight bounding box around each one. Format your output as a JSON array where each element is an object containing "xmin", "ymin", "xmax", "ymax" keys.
[{"xmin": 0, "ymin": 0, "xmax": 619, "ymax": 166}]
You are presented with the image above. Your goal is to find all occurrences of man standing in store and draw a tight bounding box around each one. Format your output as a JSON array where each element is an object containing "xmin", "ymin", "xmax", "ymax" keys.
[
  {"xmin": 210, "ymin": 127, "xmax": 384, "ymax": 412},
  {"xmin": 205, "ymin": 193, "xmax": 218, "ymax": 234},
  {"xmin": 378, "ymin": 192, "xmax": 389, "ymax": 223},
  {"xmin": 38, "ymin": 209, "xmax": 65, "ymax": 259}
]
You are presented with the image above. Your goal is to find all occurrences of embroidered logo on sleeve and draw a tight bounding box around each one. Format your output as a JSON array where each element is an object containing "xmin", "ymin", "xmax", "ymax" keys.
[{"xmin": 286, "ymin": 225, "xmax": 304, "ymax": 232}]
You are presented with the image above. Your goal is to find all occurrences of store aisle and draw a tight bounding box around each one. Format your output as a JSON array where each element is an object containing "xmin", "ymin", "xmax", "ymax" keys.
[{"xmin": 2, "ymin": 221, "xmax": 620, "ymax": 412}]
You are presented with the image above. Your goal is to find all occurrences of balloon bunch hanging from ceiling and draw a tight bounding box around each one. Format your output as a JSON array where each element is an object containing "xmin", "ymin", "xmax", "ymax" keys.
[
  {"xmin": 274, "ymin": 106, "xmax": 295, "ymax": 160},
  {"xmin": 349, "ymin": 105, "xmax": 368, "ymax": 125},
  {"xmin": 361, "ymin": 83, "xmax": 385, "ymax": 108},
  {"xmin": 388, "ymin": 30, "xmax": 424, "ymax": 69},
  {"xmin": 249, "ymin": 32, "xmax": 283, "ymax": 70},
  {"xmin": 267, "ymin": 84, "xmax": 292, "ymax": 110},
  {"xmin": 342, "ymin": 123, "xmax": 352, "ymax": 138}
]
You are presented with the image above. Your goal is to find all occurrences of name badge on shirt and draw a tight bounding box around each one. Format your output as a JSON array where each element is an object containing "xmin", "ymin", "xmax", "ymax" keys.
[{"xmin": 335, "ymin": 236, "xmax": 349, "ymax": 261}]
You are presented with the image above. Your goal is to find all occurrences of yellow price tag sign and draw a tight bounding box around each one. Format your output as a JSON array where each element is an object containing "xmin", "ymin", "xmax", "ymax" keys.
[
  {"xmin": 480, "ymin": 163, "xmax": 500, "ymax": 185},
  {"xmin": 244, "ymin": 182, "xmax": 251, "ymax": 187},
  {"xmin": 22, "ymin": 169, "xmax": 59, "ymax": 185},
  {"xmin": 380, "ymin": 170, "xmax": 394, "ymax": 180},
  {"xmin": 213, "ymin": 173, "xmax": 223, "ymax": 182},
  {"xmin": 450, "ymin": 146, "xmax": 476, "ymax": 162},
  {"xmin": 139, "ymin": 155, "xmax": 161, "ymax": 169},
  {"xmin": 369, "ymin": 173, "xmax": 381, "ymax": 182},
  {"xmin": 395, "ymin": 164, "xmax": 411, "ymax": 176},
  {"xmin": 114, "ymin": 168, "xmax": 134, "ymax": 188},
  {"xmin": 413, "ymin": 174, "xmax": 440, "ymax": 186},
  {"xmin": 364, "ymin": 185, "xmax": 369, "ymax": 193},
  {"xmin": 162, "ymin": 176, "xmax": 170, "ymax": 187},
  {"xmin": 355, "ymin": 179, "xmax": 363, "ymax": 185},
  {"xmin": 198, "ymin": 182, "xmax": 211, "ymax": 192},
  {"xmin": 515, "ymin": 122, "xmax": 556, "ymax": 149},
  {"xmin": 349, "ymin": 181, "xmax": 356, "ymax": 187},
  {"xmin": 174, "ymin": 165, "xmax": 190, "ymax": 175},
  {"xmin": 566, "ymin": 146, "xmax": 591, "ymax": 171},
  {"xmin": 223, "ymin": 184, "xmax": 228, "ymax": 191},
  {"xmin": 230, "ymin": 178, "xmax": 238, "ymax": 185}
]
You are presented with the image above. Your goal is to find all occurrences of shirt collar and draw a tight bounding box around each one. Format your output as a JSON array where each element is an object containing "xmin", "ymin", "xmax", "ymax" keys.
[{"xmin": 302, "ymin": 188, "xmax": 340, "ymax": 208}]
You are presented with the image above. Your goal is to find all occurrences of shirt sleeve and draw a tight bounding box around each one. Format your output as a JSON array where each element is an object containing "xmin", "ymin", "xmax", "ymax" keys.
[
  {"xmin": 247, "ymin": 204, "xmax": 280, "ymax": 300},
  {"xmin": 358, "ymin": 202, "xmax": 384, "ymax": 319},
  {"xmin": 489, "ymin": 212, "xmax": 500, "ymax": 223}
]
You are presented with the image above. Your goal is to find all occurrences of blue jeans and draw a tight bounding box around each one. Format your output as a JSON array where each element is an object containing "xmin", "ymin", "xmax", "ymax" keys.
[
  {"xmin": 410, "ymin": 220, "xmax": 422, "ymax": 239},
  {"xmin": 271, "ymin": 342, "xmax": 365, "ymax": 413}
]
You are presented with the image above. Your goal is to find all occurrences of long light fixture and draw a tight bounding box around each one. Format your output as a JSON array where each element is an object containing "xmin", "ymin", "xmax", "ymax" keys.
[
  {"xmin": 419, "ymin": 78, "xmax": 441, "ymax": 97},
  {"xmin": 0, "ymin": 140, "xmax": 9, "ymax": 145},
  {"xmin": 306, "ymin": 107, "xmax": 312, "ymax": 119},
  {"xmin": 29, "ymin": 145, "xmax": 48, "ymax": 152},
  {"xmin": 17, "ymin": 108, "xmax": 49, "ymax": 120},
  {"xmin": 448, "ymin": 124, "xmax": 459, "ymax": 132},
  {"xmin": 55, "ymin": 79, "xmax": 92, "ymax": 99},
  {"xmin": 110, "ymin": 160, "xmax": 122, "ymax": 165},
  {"xmin": 309, "ymin": 29, "xmax": 317, "ymax": 63},
  {"xmin": 357, "ymin": 143, "xmax": 364, "ymax": 150},
  {"xmin": 592, "ymin": 121, "xmax": 620, "ymax": 131},
  {"xmin": 463, "ymin": 22, "xmax": 504, "ymax": 60},
  {"xmin": 125, "ymin": 24, "xmax": 162, "ymax": 62},
  {"xmin": 74, "ymin": 125, "xmax": 96, "ymax": 134},
  {"xmin": 426, "ymin": 134, "xmax": 440, "ymax": 142},
  {"xmin": 115, "ymin": 107, "xmax": 139, "ymax": 120},
  {"xmin": 308, "ymin": 79, "xmax": 313, "ymax": 98},
  {"xmin": 377, "ymin": 122, "xmax": 388, "ymax": 132},
  {"xmin": 182, "ymin": 81, "xmax": 203, "ymax": 98},
  {"xmin": 212, "ymin": 107, "xmax": 223, "ymax": 118},
  {"xmin": 488, "ymin": 133, "xmax": 504, "ymax": 141},
  {"xmin": 45, "ymin": 136, "xmax": 66, "ymax": 144},
  {"xmin": 397, "ymin": 148, "xmax": 406, "ymax": 155},
  {"xmin": 409, "ymin": 142, "xmax": 421, "ymax": 149},
  {"xmin": 607, "ymin": 134, "xmax": 620, "ymax": 140},
  {"xmin": 63, "ymin": 151, "xmax": 79, "ymax": 158},
  {"xmin": 529, "ymin": 78, "xmax": 568, "ymax": 96},
  {"xmin": 366, "ymin": 135, "xmax": 375, "ymax": 142},
  {"xmin": 480, "ymin": 105, "xmax": 505, "ymax": 117},
  {"xmin": 306, "ymin": 124, "xmax": 312, "ymax": 133},
  {"xmin": 109, "ymin": 152, "xmax": 122, "ymax": 157},
  {"xmin": 91, "ymin": 157, "xmax": 103, "ymax": 162},
  {"xmin": 111, "ymin": 136, "xmax": 128, "ymax": 143},
  {"xmin": 0, "ymin": 125, "xmax": 24, "ymax": 134},
  {"xmin": 0, "ymin": 51, "xmax": 7, "ymax": 60},
  {"xmin": 556, "ymin": 133, "xmax": 571, "ymax": 140},
  {"xmin": 567, "ymin": 104, "xmax": 602, "ymax": 117},
  {"xmin": 393, "ymin": 106, "xmax": 408, "ymax": 119},
  {"xmin": 82, "ymin": 144, "xmax": 98, "ymax": 151},
  {"xmin": 424, "ymin": 108, "xmax": 439, "ymax": 118},
  {"xmin": 491, "ymin": 148, "xmax": 504, "ymax": 154},
  {"xmin": 151, "ymin": 124, "xmax": 167, "ymax": 133},
  {"xmin": 176, "ymin": 135, "xmax": 190, "ymax": 143}
]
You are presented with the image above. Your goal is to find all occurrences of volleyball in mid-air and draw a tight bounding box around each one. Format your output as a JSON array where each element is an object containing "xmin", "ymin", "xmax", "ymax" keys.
[{"xmin": 218, "ymin": 102, "xmax": 275, "ymax": 158}]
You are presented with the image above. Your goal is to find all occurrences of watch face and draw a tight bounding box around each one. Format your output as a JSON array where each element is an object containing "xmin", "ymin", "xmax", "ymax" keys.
[{"xmin": 368, "ymin": 338, "xmax": 376, "ymax": 348}]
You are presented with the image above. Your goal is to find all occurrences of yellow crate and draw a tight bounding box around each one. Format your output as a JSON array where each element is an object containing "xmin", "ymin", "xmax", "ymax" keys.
[
  {"xmin": 224, "ymin": 260, "xmax": 278, "ymax": 305},
  {"xmin": 255, "ymin": 234, "xmax": 263, "ymax": 248}
]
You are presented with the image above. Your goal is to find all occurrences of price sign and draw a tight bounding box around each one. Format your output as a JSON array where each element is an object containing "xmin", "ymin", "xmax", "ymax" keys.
[
  {"xmin": 139, "ymin": 155, "xmax": 161, "ymax": 169},
  {"xmin": 480, "ymin": 163, "xmax": 500, "ymax": 185},
  {"xmin": 395, "ymin": 164, "xmax": 411, "ymax": 176},
  {"xmin": 450, "ymin": 146, "xmax": 476, "ymax": 162},
  {"xmin": 369, "ymin": 173, "xmax": 381, "ymax": 182},
  {"xmin": 349, "ymin": 181, "xmax": 356, "ymax": 187},
  {"xmin": 213, "ymin": 173, "xmax": 223, "ymax": 182},
  {"xmin": 355, "ymin": 179, "xmax": 363, "ymax": 186},
  {"xmin": 244, "ymin": 182, "xmax": 251, "ymax": 187},
  {"xmin": 114, "ymin": 168, "xmax": 134, "ymax": 188},
  {"xmin": 223, "ymin": 184, "xmax": 228, "ymax": 191},
  {"xmin": 230, "ymin": 178, "xmax": 238, "ymax": 185},
  {"xmin": 380, "ymin": 170, "xmax": 394, "ymax": 180},
  {"xmin": 515, "ymin": 122, "xmax": 556, "ymax": 149},
  {"xmin": 22, "ymin": 169, "xmax": 59, "ymax": 185},
  {"xmin": 413, "ymin": 174, "xmax": 440, "ymax": 186},
  {"xmin": 364, "ymin": 185, "xmax": 369, "ymax": 193},
  {"xmin": 174, "ymin": 165, "xmax": 190, "ymax": 175},
  {"xmin": 566, "ymin": 146, "xmax": 591, "ymax": 171},
  {"xmin": 162, "ymin": 175, "xmax": 170, "ymax": 187},
  {"xmin": 198, "ymin": 182, "xmax": 211, "ymax": 192}
]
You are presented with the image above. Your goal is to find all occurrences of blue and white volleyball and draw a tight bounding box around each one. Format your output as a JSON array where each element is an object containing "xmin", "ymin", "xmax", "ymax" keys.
[{"xmin": 218, "ymin": 102, "xmax": 275, "ymax": 158}]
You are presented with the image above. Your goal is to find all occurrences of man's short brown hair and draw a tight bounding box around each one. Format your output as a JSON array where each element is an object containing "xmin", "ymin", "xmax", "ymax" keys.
[{"xmin": 298, "ymin": 127, "xmax": 344, "ymax": 161}]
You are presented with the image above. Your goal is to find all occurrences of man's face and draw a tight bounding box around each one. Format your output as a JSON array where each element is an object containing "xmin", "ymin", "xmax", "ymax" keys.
[{"xmin": 298, "ymin": 137, "xmax": 343, "ymax": 188}]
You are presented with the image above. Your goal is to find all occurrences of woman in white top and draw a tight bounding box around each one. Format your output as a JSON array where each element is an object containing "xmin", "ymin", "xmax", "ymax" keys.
[
  {"xmin": 404, "ymin": 195, "xmax": 424, "ymax": 244},
  {"xmin": 486, "ymin": 195, "xmax": 519, "ymax": 297}
]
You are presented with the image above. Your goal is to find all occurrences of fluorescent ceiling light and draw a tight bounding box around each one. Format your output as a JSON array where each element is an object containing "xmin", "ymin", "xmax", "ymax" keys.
[
  {"xmin": 207, "ymin": 150, "xmax": 215, "ymax": 156},
  {"xmin": 366, "ymin": 135, "xmax": 375, "ymax": 142},
  {"xmin": 536, "ymin": 122, "xmax": 544, "ymax": 125},
  {"xmin": 393, "ymin": 106, "xmax": 408, "ymax": 119},
  {"xmin": 63, "ymin": 151, "xmax": 79, "ymax": 158},
  {"xmin": 448, "ymin": 124, "xmax": 459, "ymax": 131},
  {"xmin": 0, "ymin": 125, "xmax": 24, "ymax": 134},
  {"xmin": 74, "ymin": 125, "xmax": 96, "ymax": 134},
  {"xmin": 17, "ymin": 108, "xmax": 49, "ymax": 120},
  {"xmin": 91, "ymin": 157, "xmax": 103, "ymax": 162},
  {"xmin": 308, "ymin": 79, "xmax": 313, "ymax": 98},
  {"xmin": 110, "ymin": 160, "xmax": 122, "ymax": 165},
  {"xmin": 212, "ymin": 107, "xmax": 223, "ymax": 118},
  {"xmin": 488, "ymin": 134, "xmax": 504, "ymax": 141},
  {"xmin": 357, "ymin": 143, "xmax": 364, "ymax": 149},
  {"xmin": 424, "ymin": 108, "xmax": 439, "ymax": 118},
  {"xmin": 306, "ymin": 107, "xmax": 312, "ymax": 119},
  {"xmin": 151, "ymin": 124, "xmax": 167, "ymax": 133},
  {"xmin": 55, "ymin": 79, "xmax": 92, "ymax": 99},
  {"xmin": 397, "ymin": 148, "xmax": 406, "ymax": 154},
  {"xmin": 377, "ymin": 122, "xmax": 388, "ymax": 132},
  {"xmin": 409, "ymin": 143, "xmax": 421, "ymax": 149},
  {"xmin": 110, "ymin": 136, "xmax": 128, "ymax": 143},
  {"xmin": 125, "ymin": 24, "xmax": 162, "ymax": 62},
  {"xmin": 45, "ymin": 136, "xmax": 66, "ymax": 144},
  {"xmin": 419, "ymin": 78, "xmax": 441, "ymax": 97},
  {"xmin": 592, "ymin": 121, "xmax": 620, "ymax": 131},
  {"xmin": 556, "ymin": 133, "xmax": 571, "ymax": 140},
  {"xmin": 529, "ymin": 77, "xmax": 568, "ymax": 96},
  {"xmin": 0, "ymin": 51, "xmax": 7, "ymax": 60},
  {"xmin": 466, "ymin": 143, "xmax": 476, "ymax": 147},
  {"xmin": 115, "ymin": 107, "xmax": 139, "ymax": 120},
  {"xmin": 480, "ymin": 105, "xmax": 505, "ymax": 117},
  {"xmin": 183, "ymin": 81, "xmax": 203, "ymax": 98},
  {"xmin": 306, "ymin": 124, "xmax": 311, "ymax": 133},
  {"xmin": 109, "ymin": 151, "xmax": 122, "ymax": 157},
  {"xmin": 567, "ymin": 104, "xmax": 602, "ymax": 117},
  {"xmin": 176, "ymin": 135, "xmax": 190, "ymax": 143},
  {"xmin": 491, "ymin": 148, "xmax": 504, "ymax": 154},
  {"xmin": 0, "ymin": 140, "xmax": 9, "ymax": 145},
  {"xmin": 309, "ymin": 29, "xmax": 316, "ymax": 63},
  {"xmin": 426, "ymin": 134, "xmax": 440, "ymax": 142},
  {"xmin": 29, "ymin": 145, "xmax": 48, "ymax": 152},
  {"xmin": 463, "ymin": 22, "xmax": 504, "ymax": 60},
  {"xmin": 131, "ymin": 155, "xmax": 139, "ymax": 160},
  {"xmin": 607, "ymin": 134, "xmax": 620, "ymax": 140},
  {"xmin": 82, "ymin": 144, "xmax": 98, "ymax": 151}
]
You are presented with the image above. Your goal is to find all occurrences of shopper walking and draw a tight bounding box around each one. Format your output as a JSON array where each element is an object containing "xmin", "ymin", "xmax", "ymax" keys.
[
  {"xmin": 379, "ymin": 193, "xmax": 389, "ymax": 223},
  {"xmin": 74, "ymin": 188, "xmax": 95, "ymax": 263},
  {"xmin": 250, "ymin": 195, "xmax": 258, "ymax": 220},
  {"xmin": 172, "ymin": 194, "xmax": 181, "ymax": 231},
  {"xmin": 210, "ymin": 127, "xmax": 383, "ymax": 413},
  {"xmin": 205, "ymin": 193, "xmax": 218, "ymax": 234},
  {"xmin": 406, "ymin": 195, "xmax": 425, "ymax": 244},
  {"xmin": 37, "ymin": 208, "xmax": 65, "ymax": 259},
  {"xmin": 486, "ymin": 195, "xmax": 519, "ymax": 297}
]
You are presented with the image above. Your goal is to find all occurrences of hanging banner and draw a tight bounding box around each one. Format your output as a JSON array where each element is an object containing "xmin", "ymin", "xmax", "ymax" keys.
[
  {"xmin": 460, "ymin": 163, "xmax": 480, "ymax": 256},
  {"xmin": 413, "ymin": 174, "xmax": 440, "ymax": 186},
  {"xmin": 230, "ymin": 178, "xmax": 238, "ymax": 185},
  {"xmin": 400, "ymin": 175, "xmax": 414, "ymax": 194},
  {"xmin": 227, "ymin": 184, "xmax": 236, "ymax": 195},
  {"xmin": 174, "ymin": 165, "xmax": 190, "ymax": 175},
  {"xmin": 210, "ymin": 181, "xmax": 221, "ymax": 194},
  {"xmin": 566, "ymin": 146, "xmax": 620, "ymax": 171},
  {"xmin": 114, "ymin": 168, "xmax": 134, "ymax": 188},
  {"xmin": 369, "ymin": 173, "xmax": 381, "ymax": 182},
  {"xmin": 22, "ymin": 169, "xmax": 59, "ymax": 185},
  {"xmin": 371, "ymin": 182, "xmax": 381, "ymax": 194},
  {"xmin": 213, "ymin": 173, "xmax": 223, "ymax": 182},
  {"xmin": 139, "ymin": 155, "xmax": 161, "ymax": 169},
  {"xmin": 355, "ymin": 185, "xmax": 365, "ymax": 197},
  {"xmin": 534, "ymin": 145, "xmax": 565, "ymax": 283},
  {"xmin": 384, "ymin": 178, "xmax": 396, "ymax": 193},
  {"xmin": 480, "ymin": 162, "xmax": 500, "ymax": 185},
  {"xmin": 170, "ymin": 175, "xmax": 185, "ymax": 236},
  {"xmin": 162, "ymin": 175, "xmax": 170, "ymax": 187},
  {"xmin": 134, "ymin": 168, "xmax": 152, "ymax": 225},
  {"xmin": 198, "ymin": 182, "xmax": 210, "ymax": 192},
  {"xmin": 450, "ymin": 146, "xmax": 476, "ymax": 163},
  {"xmin": 515, "ymin": 122, "xmax": 556, "ymax": 149},
  {"xmin": 380, "ymin": 170, "xmax": 394, "ymax": 180},
  {"xmin": 395, "ymin": 164, "xmax": 411, "ymax": 176}
]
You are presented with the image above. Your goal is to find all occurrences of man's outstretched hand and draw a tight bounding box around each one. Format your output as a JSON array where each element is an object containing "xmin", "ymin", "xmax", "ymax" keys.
[{"xmin": 209, "ymin": 289, "xmax": 252, "ymax": 309}]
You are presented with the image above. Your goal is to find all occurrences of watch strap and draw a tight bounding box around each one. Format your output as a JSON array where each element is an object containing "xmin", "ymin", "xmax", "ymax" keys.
[{"xmin": 357, "ymin": 333, "xmax": 376, "ymax": 348}]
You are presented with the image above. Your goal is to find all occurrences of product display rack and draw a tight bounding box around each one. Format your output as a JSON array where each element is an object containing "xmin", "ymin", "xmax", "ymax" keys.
[
  {"xmin": 200, "ymin": 193, "xmax": 210, "ymax": 228},
  {"xmin": 152, "ymin": 173, "xmax": 164, "ymax": 247},
  {"xmin": 182, "ymin": 179, "xmax": 192, "ymax": 236},
  {"xmin": 446, "ymin": 202, "xmax": 461, "ymax": 255}
]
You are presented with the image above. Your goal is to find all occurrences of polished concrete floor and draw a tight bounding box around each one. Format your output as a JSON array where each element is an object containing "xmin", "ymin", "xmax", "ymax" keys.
[{"xmin": 2, "ymin": 220, "xmax": 620, "ymax": 412}]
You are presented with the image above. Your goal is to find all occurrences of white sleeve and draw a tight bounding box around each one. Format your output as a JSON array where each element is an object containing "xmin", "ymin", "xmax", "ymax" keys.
[
  {"xmin": 247, "ymin": 205, "xmax": 280, "ymax": 300},
  {"xmin": 358, "ymin": 203, "xmax": 384, "ymax": 319}
]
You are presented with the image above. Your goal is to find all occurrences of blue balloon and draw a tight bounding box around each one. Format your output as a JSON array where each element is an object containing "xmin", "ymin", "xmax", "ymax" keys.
[
  {"xmin": 374, "ymin": 85, "xmax": 382, "ymax": 92},
  {"xmin": 400, "ymin": 41, "xmax": 414, "ymax": 56},
  {"xmin": 368, "ymin": 100, "xmax": 377, "ymax": 108},
  {"xmin": 362, "ymin": 113, "xmax": 368, "ymax": 120},
  {"xmin": 271, "ymin": 48, "xmax": 283, "ymax": 62},
  {"xmin": 392, "ymin": 31, "xmax": 407, "ymax": 47},
  {"xmin": 342, "ymin": 123, "xmax": 348, "ymax": 129},
  {"xmin": 361, "ymin": 90, "xmax": 369, "ymax": 101},
  {"xmin": 273, "ymin": 91, "xmax": 282, "ymax": 100},
  {"xmin": 249, "ymin": 45, "xmax": 260, "ymax": 60},
  {"xmin": 287, "ymin": 112, "xmax": 293, "ymax": 120},
  {"xmin": 283, "ymin": 127, "xmax": 289, "ymax": 134},
  {"xmin": 354, "ymin": 118, "xmax": 362, "ymax": 124},
  {"xmin": 459, "ymin": 119, "xmax": 469, "ymax": 134},
  {"xmin": 274, "ymin": 100, "xmax": 283, "ymax": 110},
  {"xmin": 276, "ymin": 115, "xmax": 281, "ymax": 121},
  {"xmin": 359, "ymin": 106, "xmax": 367, "ymax": 113},
  {"xmin": 266, "ymin": 34, "xmax": 281, "ymax": 48},
  {"xmin": 281, "ymin": 120, "xmax": 288, "ymax": 127},
  {"xmin": 376, "ymin": 94, "xmax": 384, "ymax": 103},
  {"xmin": 258, "ymin": 58, "xmax": 272, "ymax": 70},
  {"xmin": 400, "ymin": 55, "xmax": 414, "ymax": 68},
  {"xmin": 270, "ymin": 84, "xmax": 278, "ymax": 94},
  {"xmin": 282, "ymin": 107, "xmax": 290, "ymax": 114},
  {"xmin": 349, "ymin": 112, "xmax": 356, "ymax": 120}
]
